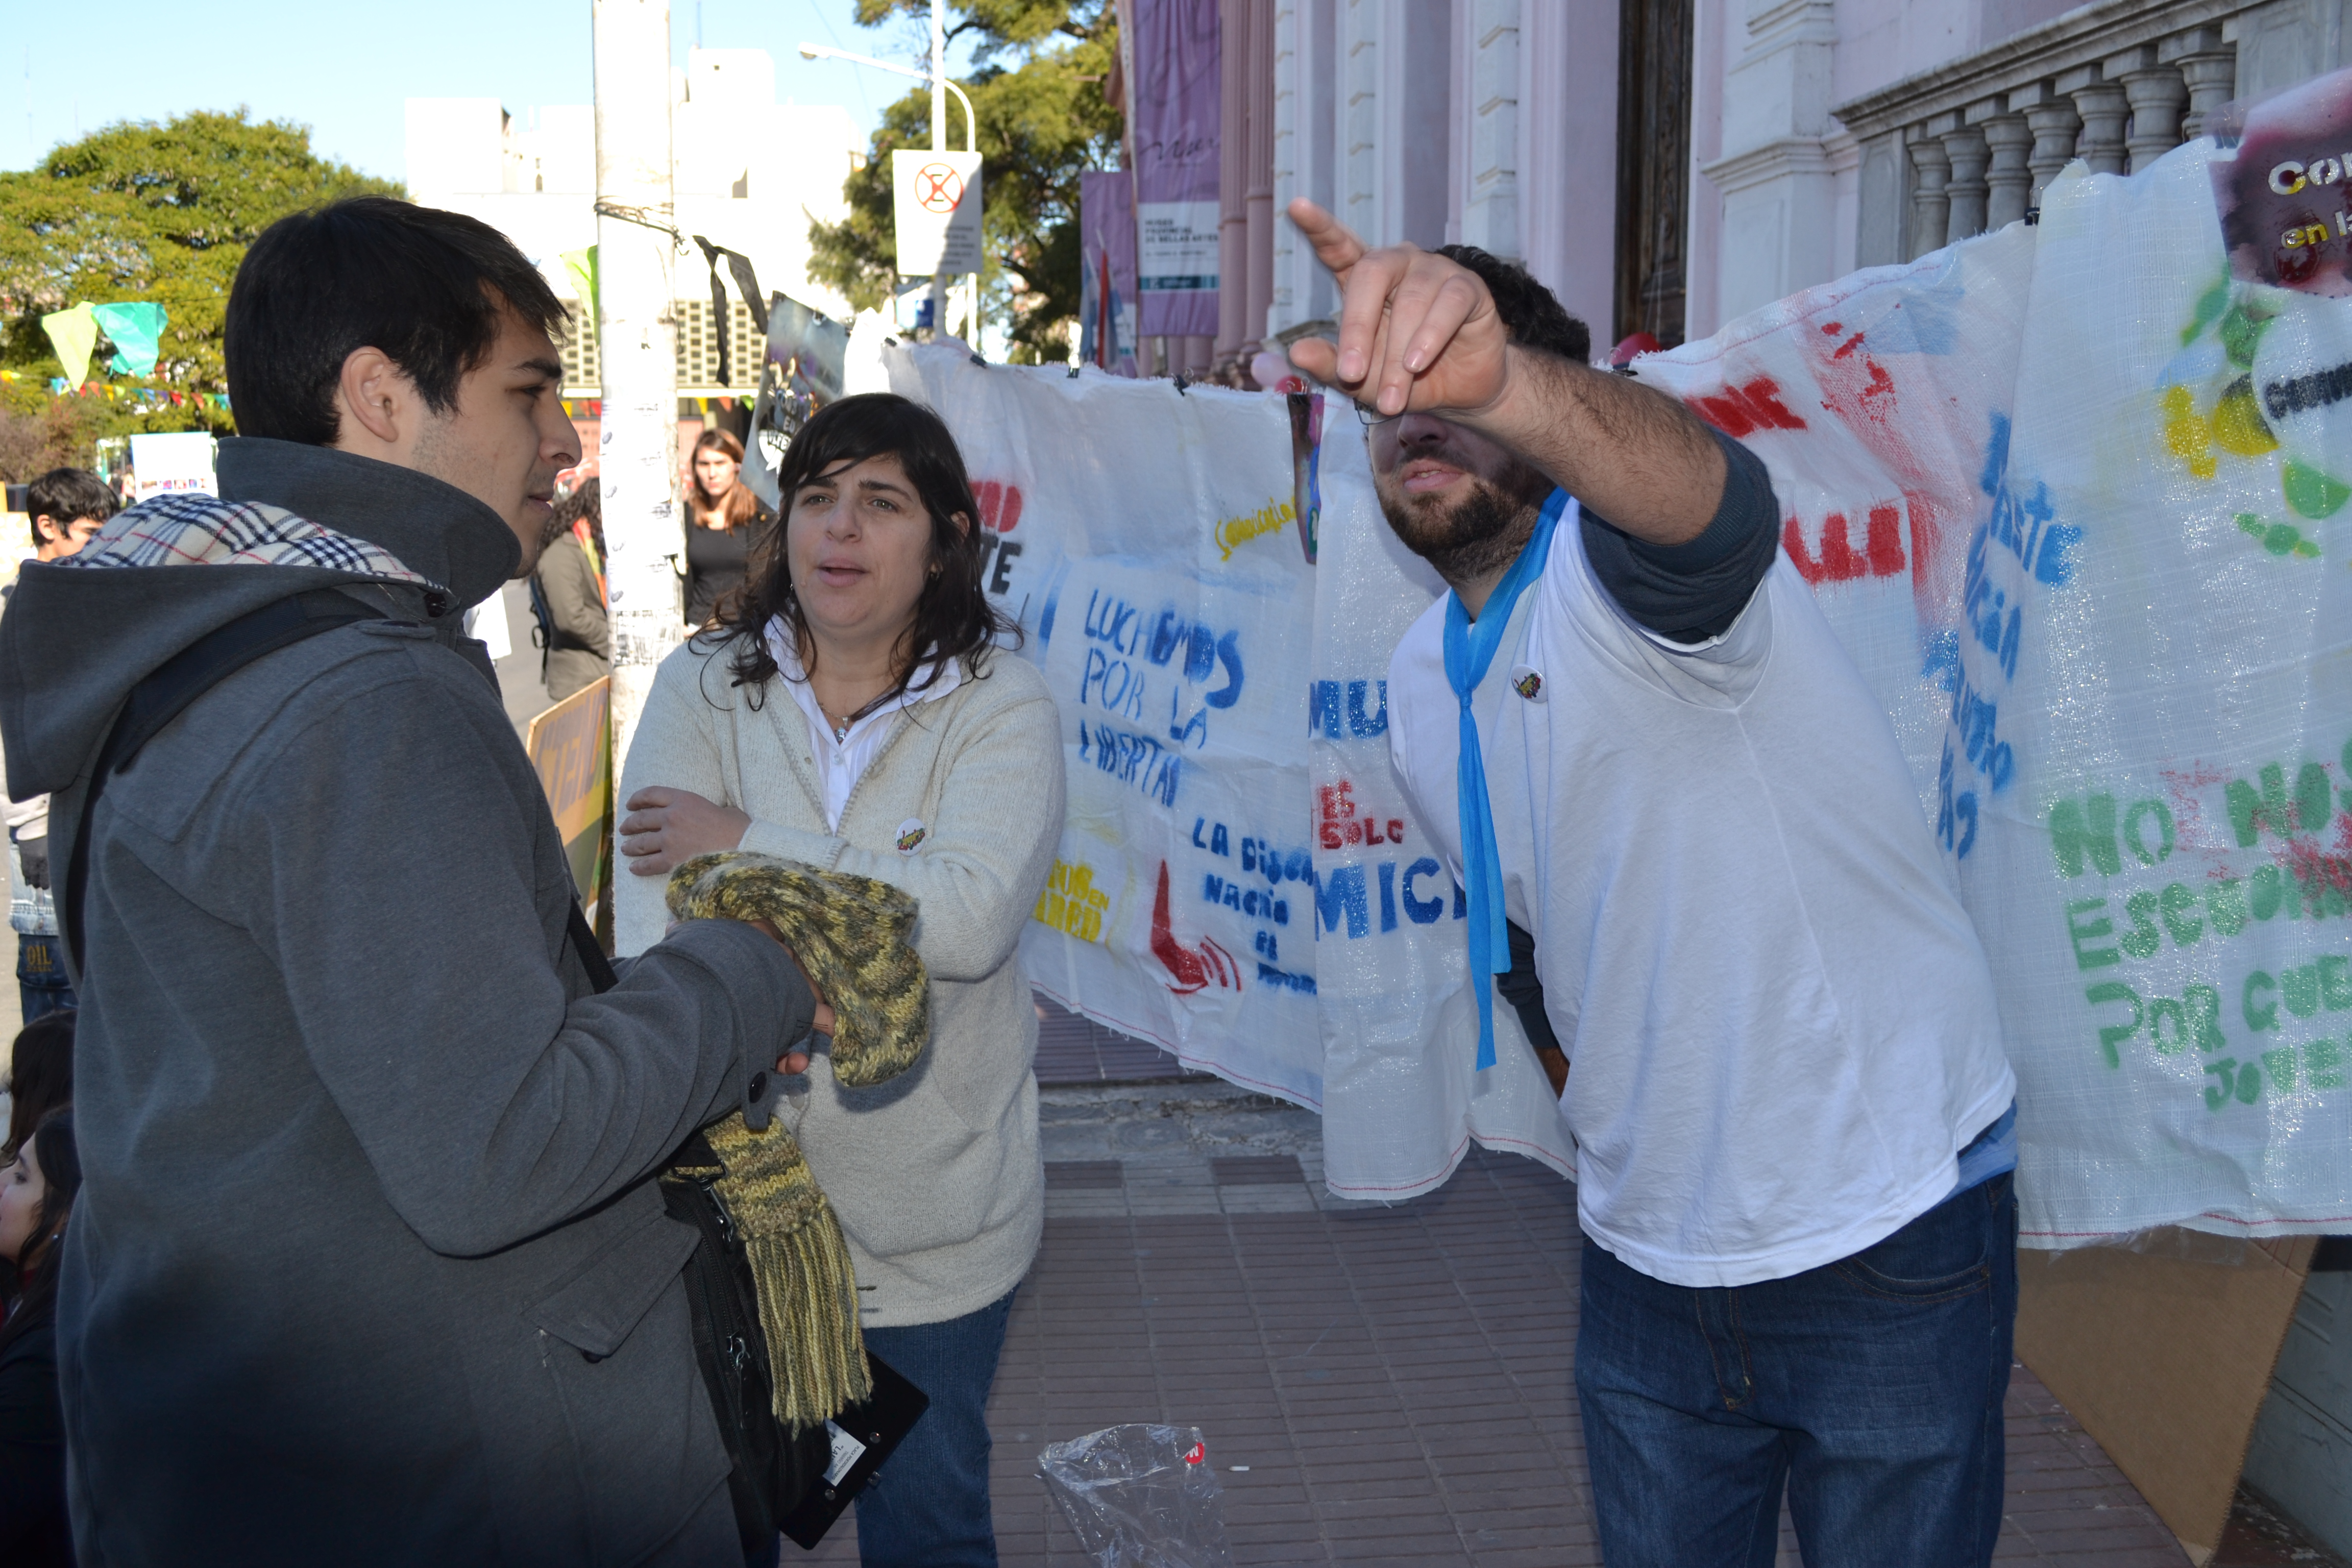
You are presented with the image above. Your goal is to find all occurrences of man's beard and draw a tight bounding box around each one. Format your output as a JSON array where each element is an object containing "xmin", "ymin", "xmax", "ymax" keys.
[{"xmin": 1375, "ymin": 468, "xmax": 1551, "ymax": 583}]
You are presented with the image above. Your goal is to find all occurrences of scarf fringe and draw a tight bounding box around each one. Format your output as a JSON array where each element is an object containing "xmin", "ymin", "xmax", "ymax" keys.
[{"xmin": 745, "ymin": 1195, "xmax": 875, "ymax": 1429}]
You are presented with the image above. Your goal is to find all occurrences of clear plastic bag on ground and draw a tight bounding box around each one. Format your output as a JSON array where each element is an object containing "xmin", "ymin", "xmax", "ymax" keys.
[{"xmin": 1037, "ymin": 1424, "xmax": 1237, "ymax": 1568}]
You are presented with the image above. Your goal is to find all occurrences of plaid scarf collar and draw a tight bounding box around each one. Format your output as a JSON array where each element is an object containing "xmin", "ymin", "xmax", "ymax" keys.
[{"xmin": 63, "ymin": 491, "xmax": 444, "ymax": 590}]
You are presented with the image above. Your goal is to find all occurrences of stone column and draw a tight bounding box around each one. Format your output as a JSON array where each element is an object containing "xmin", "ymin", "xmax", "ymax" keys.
[
  {"xmin": 2071, "ymin": 80, "xmax": 2129, "ymax": 175},
  {"xmin": 1908, "ymin": 133, "xmax": 1951, "ymax": 259},
  {"xmin": 2177, "ymin": 46, "xmax": 2238, "ymax": 140},
  {"xmin": 1243, "ymin": 0, "xmax": 1276, "ymax": 359},
  {"xmin": 1215, "ymin": 0, "xmax": 1249, "ymax": 362},
  {"xmin": 2021, "ymin": 93, "xmax": 2082, "ymax": 208},
  {"xmin": 1982, "ymin": 113, "xmax": 2035, "ymax": 230},
  {"xmin": 1941, "ymin": 123, "xmax": 1991, "ymax": 241},
  {"xmin": 2120, "ymin": 61, "xmax": 2189, "ymax": 174}
]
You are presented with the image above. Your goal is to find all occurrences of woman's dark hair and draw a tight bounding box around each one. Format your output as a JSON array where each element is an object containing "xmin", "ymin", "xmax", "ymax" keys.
[
  {"xmin": 4, "ymin": 1010, "xmax": 72, "ymax": 1163},
  {"xmin": 690, "ymin": 429, "xmax": 764, "ymax": 531},
  {"xmin": 0, "ymin": 1108, "xmax": 80, "ymax": 1346},
  {"xmin": 226, "ymin": 196, "xmax": 570, "ymax": 446},
  {"xmin": 544, "ymin": 478, "xmax": 604, "ymax": 557},
  {"xmin": 714, "ymin": 393, "xmax": 1020, "ymax": 703},
  {"xmin": 1435, "ymin": 244, "xmax": 1593, "ymax": 364}
]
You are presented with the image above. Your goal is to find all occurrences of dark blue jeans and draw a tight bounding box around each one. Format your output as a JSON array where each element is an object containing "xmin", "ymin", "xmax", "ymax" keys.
[
  {"xmin": 17, "ymin": 933, "xmax": 74, "ymax": 1024},
  {"xmin": 1576, "ymin": 1175, "xmax": 2018, "ymax": 1568},
  {"xmin": 852, "ymin": 1287, "xmax": 1017, "ymax": 1568}
]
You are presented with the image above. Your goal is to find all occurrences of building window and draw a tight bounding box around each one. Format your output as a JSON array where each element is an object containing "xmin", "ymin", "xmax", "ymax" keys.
[{"xmin": 674, "ymin": 296, "xmax": 768, "ymax": 390}]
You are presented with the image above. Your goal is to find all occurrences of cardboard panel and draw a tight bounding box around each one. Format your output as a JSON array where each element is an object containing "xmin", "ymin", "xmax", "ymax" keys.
[{"xmin": 2017, "ymin": 1234, "xmax": 2317, "ymax": 1564}]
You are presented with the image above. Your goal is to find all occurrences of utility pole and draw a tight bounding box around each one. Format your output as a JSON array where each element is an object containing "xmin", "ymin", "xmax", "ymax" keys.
[
  {"xmin": 928, "ymin": 0, "xmax": 948, "ymax": 338},
  {"xmin": 593, "ymin": 0, "xmax": 682, "ymax": 758}
]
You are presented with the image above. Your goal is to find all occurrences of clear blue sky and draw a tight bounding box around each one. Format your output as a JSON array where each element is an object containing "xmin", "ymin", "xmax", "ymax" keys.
[{"xmin": 6, "ymin": 0, "xmax": 985, "ymax": 180}]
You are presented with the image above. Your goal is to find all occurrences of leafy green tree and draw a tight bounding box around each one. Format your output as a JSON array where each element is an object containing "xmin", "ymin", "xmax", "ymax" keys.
[
  {"xmin": 0, "ymin": 109, "xmax": 399, "ymax": 456},
  {"xmin": 808, "ymin": 1, "xmax": 1120, "ymax": 364}
]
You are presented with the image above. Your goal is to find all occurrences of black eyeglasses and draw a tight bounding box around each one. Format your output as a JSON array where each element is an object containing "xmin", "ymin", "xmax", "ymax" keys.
[{"xmin": 1354, "ymin": 399, "xmax": 1402, "ymax": 428}]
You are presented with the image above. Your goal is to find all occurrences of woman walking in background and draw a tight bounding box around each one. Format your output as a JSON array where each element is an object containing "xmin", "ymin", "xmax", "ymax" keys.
[
  {"xmin": 616, "ymin": 394, "xmax": 1063, "ymax": 1568},
  {"xmin": 682, "ymin": 428, "xmax": 775, "ymax": 627},
  {"xmin": 529, "ymin": 483, "xmax": 610, "ymax": 703}
]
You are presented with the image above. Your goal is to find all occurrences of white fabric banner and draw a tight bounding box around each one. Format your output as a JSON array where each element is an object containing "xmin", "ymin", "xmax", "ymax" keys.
[{"xmin": 1637, "ymin": 137, "xmax": 2352, "ymax": 1244}]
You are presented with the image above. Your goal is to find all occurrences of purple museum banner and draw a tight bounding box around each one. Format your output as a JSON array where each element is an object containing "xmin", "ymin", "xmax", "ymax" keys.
[
  {"xmin": 1128, "ymin": 0, "xmax": 1220, "ymax": 338},
  {"xmin": 1080, "ymin": 170, "xmax": 1141, "ymax": 376}
]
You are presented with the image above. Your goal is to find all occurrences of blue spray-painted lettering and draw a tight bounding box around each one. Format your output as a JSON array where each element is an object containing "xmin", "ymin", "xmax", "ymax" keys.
[
  {"xmin": 1241, "ymin": 837, "xmax": 1315, "ymax": 886},
  {"xmin": 1256, "ymin": 961, "xmax": 1317, "ymax": 994},
  {"xmin": 1979, "ymin": 412, "xmax": 2080, "ymax": 587},
  {"xmin": 1949, "ymin": 669, "xmax": 2015, "ymax": 792},
  {"xmin": 1307, "ymin": 679, "xmax": 1389, "ymax": 739},
  {"xmin": 1083, "ymin": 589, "xmax": 1148, "ymax": 655},
  {"xmin": 1081, "ymin": 647, "xmax": 1147, "ymax": 720},
  {"xmin": 1314, "ymin": 865, "xmax": 1369, "ymax": 938},
  {"xmin": 1401, "ymin": 858, "xmax": 1449, "ymax": 924},
  {"xmin": 1937, "ymin": 739, "xmax": 1980, "ymax": 859},
  {"xmin": 1075, "ymin": 720, "xmax": 1181, "ymax": 807}
]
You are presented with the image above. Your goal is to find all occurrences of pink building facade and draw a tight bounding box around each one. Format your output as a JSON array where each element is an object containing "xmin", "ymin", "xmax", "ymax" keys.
[{"xmin": 1199, "ymin": 0, "xmax": 2352, "ymax": 369}]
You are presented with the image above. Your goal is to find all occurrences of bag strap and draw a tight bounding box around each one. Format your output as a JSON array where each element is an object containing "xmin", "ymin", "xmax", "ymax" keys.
[
  {"xmin": 567, "ymin": 902, "xmax": 618, "ymax": 993},
  {"xmin": 65, "ymin": 589, "xmax": 383, "ymax": 968}
]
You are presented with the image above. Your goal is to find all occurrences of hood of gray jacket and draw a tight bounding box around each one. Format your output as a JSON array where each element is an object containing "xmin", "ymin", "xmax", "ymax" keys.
[{"xmin": 0, "ymin": 437, "xmax": 520, "ymax": 800}]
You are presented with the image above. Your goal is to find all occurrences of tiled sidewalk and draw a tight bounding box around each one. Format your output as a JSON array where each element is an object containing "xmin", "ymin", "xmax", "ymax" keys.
[{"xmin": 798, "ymin": 1122, "xmax": 2194, "ymax": 1565}]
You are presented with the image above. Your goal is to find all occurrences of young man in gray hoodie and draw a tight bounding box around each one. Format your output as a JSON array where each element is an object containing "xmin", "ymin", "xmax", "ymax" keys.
[{"xmin": 0, "ymin": 198, "xmax": 825, "ymax": 1565}]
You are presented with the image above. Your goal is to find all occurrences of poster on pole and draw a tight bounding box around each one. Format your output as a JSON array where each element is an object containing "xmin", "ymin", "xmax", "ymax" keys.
[
  {"xmin": 1128, "ymin": 0, "xmax": 1220, "ymax": 338},
  {"xmin": 892, "ymin": 150, "xmax": 984, "ymax": 278}
]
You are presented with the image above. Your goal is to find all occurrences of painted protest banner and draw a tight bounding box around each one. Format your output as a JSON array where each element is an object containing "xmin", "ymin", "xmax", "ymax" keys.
[
  {"xmin": 1127, "ymin": 0, "xmax": 1220, "ymax": 338},
  {"xmin": 1080, "ymin": 169, "xmax": 1142, "ymax": 377},
  {"xmin": 1636, "ymin": 125, "xmax": 2352, "ymax": 1244},
  {"xmin": 887, "ymin": 347, "xmax": 1572, "ymax": 1194},
  {"xmin": 528, "ymin": 676, "xmax": 615, "ymax": 925}
]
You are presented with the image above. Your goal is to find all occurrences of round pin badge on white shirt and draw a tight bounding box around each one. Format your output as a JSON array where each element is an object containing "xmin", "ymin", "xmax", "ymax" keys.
[
  {"xmin": 894, "ymin": 818, "xmax": 928, "ymax": 855},
  {"xmin": 1508, "ymin": 664, "xmax": 1546, "ymax": 702}
]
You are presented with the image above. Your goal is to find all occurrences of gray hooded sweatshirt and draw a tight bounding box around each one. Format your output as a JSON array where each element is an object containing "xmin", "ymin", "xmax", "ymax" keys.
[{"xmin": 0, "ymin": 438, "xmax": 815, "ymax": 1566}]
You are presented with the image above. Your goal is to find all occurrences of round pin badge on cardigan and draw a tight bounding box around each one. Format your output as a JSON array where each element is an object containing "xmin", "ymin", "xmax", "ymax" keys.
[
  {"xmin": 1509, "ymin": 665, "xmax": 1546, "ymax": 702},
  {"xmin": 894, "ymin": 819, "xmax": 928, "ymax": 855}
]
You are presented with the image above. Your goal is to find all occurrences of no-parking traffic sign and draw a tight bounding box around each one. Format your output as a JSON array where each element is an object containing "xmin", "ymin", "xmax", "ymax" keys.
[{"xmin": 892, "ymin": 150, "xmax": 984, "ymax": 276}]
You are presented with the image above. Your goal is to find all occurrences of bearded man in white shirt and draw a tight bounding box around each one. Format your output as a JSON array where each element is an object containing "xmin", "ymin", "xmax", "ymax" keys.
[{"xmin": 1288, "ymin": 201, "xmax": 2020, "ymax": 1568}]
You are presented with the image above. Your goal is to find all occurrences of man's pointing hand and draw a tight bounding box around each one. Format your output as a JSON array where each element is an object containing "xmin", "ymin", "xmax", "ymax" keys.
[{"xmin": 1283, "ymin": 198, "xmax": 1513, "ymax": 423}]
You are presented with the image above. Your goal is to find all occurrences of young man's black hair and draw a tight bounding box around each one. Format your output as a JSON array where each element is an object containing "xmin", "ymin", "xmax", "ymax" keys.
[
  {"xmin": 225, "ymin": 195, "xmax": 572, "ymax": 447},
  {"xmin": 1434, "ymin": 244, "xmax": 1592, "ymax": 366},
  {"xmin": 25, "ymin": 468, "xmax": 117, "ymax": 551}
]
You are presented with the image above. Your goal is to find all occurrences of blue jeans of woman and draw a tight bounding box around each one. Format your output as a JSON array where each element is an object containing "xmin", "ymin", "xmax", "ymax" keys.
[
  {"xmin": 1576, "ymin": 1174, "xmax": 2018, "ymax": 1568},
  {"xmin": 851, "ymin": 1287, "xmax": 1017, "ymax": 1568}
]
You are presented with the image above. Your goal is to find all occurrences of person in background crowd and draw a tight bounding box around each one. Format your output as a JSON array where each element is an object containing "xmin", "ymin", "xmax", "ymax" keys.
[
  {"xmin": 682, "ymin": 428, "xmax": 774, "ymax": 627},
  {"xmin": 528, "ymin": 482, "xmax": 610, "ymax": 702},
  {"xmin": 23, "ymin": 469, "xmax": 115, "ymax": 567},
  {"xmin": 4, "ymin": 1011, "xmax": 72, "ymax": 1163},
  {"xmin": 0, "ymin": 1107, "xmax": 81, "ymax": 1568},
  {"xmin": 1292, "ymin": 201, "xmax": 2018, "ymax": 1568},
  {"xmin": 4, "ymin": 470, "xmax": 116, "ymax": 1020},
  {"xmin": 0, "ymin": 195, "xmax": 830, "ymax": 1566},
  {"xmin": 618, "ymin": 393, "xmax": 1064, "ymax": 1568}
]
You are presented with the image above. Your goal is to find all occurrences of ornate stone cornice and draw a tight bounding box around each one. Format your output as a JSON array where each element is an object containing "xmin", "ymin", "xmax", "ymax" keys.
[
  {"xmin": 1700, "ymin": 135, "xmax": 1837, "ymax": 194},
  {"xmin": 1832, "ymin": 0, "xmax": 2255, "ymax": 139}
]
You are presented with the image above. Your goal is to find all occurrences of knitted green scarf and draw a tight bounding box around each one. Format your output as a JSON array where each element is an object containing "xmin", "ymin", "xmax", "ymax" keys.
[{"xmin": 664, "ymin": 850, "xmax": 930, "ymax": 1430}]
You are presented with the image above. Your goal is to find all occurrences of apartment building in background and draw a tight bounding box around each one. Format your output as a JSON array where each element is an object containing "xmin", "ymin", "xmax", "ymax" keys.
[{"xmin": 404, "ymin": 47, "xmax": 864, "ymax": 419}]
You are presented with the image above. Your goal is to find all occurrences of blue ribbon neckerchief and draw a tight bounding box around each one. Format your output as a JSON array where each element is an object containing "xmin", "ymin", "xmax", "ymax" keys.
[{"xmin": 1444, "ymin": 488, "xmax": 1567, "ymax": 1069}]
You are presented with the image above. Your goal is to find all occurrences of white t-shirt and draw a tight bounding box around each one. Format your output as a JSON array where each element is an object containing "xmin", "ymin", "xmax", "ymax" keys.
[
  {"xmin": 1387, "ymin": 502, "xmax": 2015, "ymax": 1288},
  {"xmin": 764, "ymin": 619, "xmax": 963, "ymax": 831}
]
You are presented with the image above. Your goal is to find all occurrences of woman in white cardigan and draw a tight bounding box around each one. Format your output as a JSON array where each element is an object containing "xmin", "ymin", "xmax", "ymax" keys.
[{"xmin": 614, "ymin": 394, "xmax": 1063, "ymax": 1568}]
